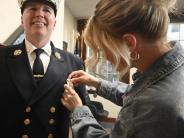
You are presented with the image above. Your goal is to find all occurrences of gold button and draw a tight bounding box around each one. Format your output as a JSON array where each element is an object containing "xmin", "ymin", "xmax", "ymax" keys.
[
  {"xmin": 50, "ymin": 106, "xmax": 56, "ymax": 113},
  {"xmin": 22, "ymin": 134, "xmax": 29, "ymax": 138},
  {"xmin": 49, "ymin": 119, "xmax": 55, "ymax": 125},
  {"xmin": 25, "ymin": 106, "xmax": 31, "ymax": 113},
  {"xmin": 24, "ymin": 118, "xmax": 31, "ymax": 125},
  {"xmin": 48, "ymin": 133, "xmax": 53, "ymax": 138}
]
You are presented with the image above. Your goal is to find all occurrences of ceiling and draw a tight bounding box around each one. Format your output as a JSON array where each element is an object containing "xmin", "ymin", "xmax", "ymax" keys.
[
  {"xmin": 65, "ymin": 0, "xmax": 99, "ymax": 19},
  {"xmin": 65, "ymin": 0, "xmax": 184, "ymax": 20}
]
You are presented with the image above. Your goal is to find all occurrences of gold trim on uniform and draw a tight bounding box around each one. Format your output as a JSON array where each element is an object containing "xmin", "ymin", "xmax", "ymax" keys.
[
  {"xmin": 24, "ymin": 118, "xmax": 31, "ymax": 125},
  {"xmin": 22, "ymin": 134, "xmax": 29, "ymax": 138},
  {"xmin": 14, "ymin": 49, "xmax": 22, "ymax": 56},
  {"xmin": 50, "ymin": 106, "xmax": 56, "ymax": 113},
  {"xmin": 49, "ymin": 119, "xmax": 55, "ymax": 125},
  {"xmin": 48, "ymin": 133, "xmax": 54, "ymax": 138},
  {"xmin": 25, "ymin": 106, "xmax": 31, "ymax": 113}
]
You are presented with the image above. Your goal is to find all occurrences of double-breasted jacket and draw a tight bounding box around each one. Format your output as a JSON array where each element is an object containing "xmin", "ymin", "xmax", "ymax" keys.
[{"xmin": 0, "ymin": 41, "xmax": 88, "ymax": 138}]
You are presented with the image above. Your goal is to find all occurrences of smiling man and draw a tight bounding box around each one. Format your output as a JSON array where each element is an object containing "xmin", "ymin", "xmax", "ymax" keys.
[
  {"xmin": 21, "ymin": 0, "xmax": 57, "ymax": 48},
  {"xmin": 0, "ymin": 0, "xmax": 88, "ymax": 138}
]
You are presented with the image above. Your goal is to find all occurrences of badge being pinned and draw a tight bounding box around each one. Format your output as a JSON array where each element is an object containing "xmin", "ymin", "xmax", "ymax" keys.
[
  {"xmin": 14, "ymin": 49, "xmax": 22, "ymax": 56},
  {"xmin": 66, "ymin": 78, "xmax": 74, "ymax": 88}
]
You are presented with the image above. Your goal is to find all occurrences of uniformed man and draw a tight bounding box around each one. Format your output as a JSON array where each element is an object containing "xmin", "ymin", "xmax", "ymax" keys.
[{"xmin": 0, "ymin": 0, "xmax": 88, "ymax": 137}]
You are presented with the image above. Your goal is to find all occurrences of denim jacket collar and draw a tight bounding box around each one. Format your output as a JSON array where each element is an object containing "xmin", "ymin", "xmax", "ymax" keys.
[{"xmin": 127, "ymin": 41, "xmax": 184, "ymax": 96}]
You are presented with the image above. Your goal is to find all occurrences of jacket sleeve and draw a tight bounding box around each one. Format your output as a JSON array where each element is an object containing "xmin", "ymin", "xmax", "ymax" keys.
[
  {"xmin": 96, "ymin": 80, "xmax": 129, "ymax": 106},
  {"xmin": 71, "ymin": 106, "xmax": 109, "ymax": 138}
]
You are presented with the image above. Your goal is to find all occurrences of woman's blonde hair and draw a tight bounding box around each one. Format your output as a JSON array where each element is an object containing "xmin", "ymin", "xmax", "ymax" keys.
[{"xmin": 84, "ymin": 0, "xmax": 176, "ymax": 77}]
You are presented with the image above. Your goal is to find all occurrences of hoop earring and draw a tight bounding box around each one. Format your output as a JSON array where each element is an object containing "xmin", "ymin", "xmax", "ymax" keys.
[{"xmin": 130, "ymin": 51, "xmax": 140, "ymax": 61}]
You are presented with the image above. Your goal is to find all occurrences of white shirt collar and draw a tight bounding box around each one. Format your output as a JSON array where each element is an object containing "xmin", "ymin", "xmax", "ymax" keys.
[{"xmin": 25, "ymin": 39, "xmax": 52, "ymax": 56}]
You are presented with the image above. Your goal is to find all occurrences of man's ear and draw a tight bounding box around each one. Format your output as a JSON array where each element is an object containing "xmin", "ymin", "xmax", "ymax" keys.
[
  {"xmin": 122, "ymin": 34, "xmax": 137, "ymax": 52},
  {"xmin": 21, "ymin": 16, "xmax": 23, "ymax": 25},
  {"xmin": 53, "ymin": 20, "xmax": 56, "ymax": 30},
  {"xmin": 54, "ymin": 20, "xmax": 56, "ymax": 27}
]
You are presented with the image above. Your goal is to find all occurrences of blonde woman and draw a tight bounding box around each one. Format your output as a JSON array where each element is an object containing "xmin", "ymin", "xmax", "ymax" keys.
[{"xmin": 61, "ymin": 0, "xmax": 184, "ymax": 137}]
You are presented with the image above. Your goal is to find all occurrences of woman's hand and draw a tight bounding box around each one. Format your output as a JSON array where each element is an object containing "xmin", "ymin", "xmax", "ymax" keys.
[
  {"xmin": 61, "ymin": 84, "xmax": 83, "ymax": 112},
  {"xmin": 68, "ymin": 70, "xmax": 101, "ymax": 88}
]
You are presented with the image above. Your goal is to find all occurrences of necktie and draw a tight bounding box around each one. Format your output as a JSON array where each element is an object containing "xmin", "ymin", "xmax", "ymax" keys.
[{"xmin": 33, "ymin": 49, "xmax": 44, "ymax": 82}]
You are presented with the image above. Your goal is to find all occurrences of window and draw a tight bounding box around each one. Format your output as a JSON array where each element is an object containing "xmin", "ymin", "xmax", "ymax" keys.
[
  {"xmin": 86, "ymin": 47, "xmax": 119, "ymax": 82},
  {"xmin": 13, "ymin": 32, "xmax": 24, "ymax": 45},
  {"xmin": 167, "ymin": 23, "xmax": 184, "ymax": 46}
]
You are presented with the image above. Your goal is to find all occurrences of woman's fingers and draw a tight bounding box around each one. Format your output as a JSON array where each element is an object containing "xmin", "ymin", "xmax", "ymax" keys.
[
  {"xmin": 64, "ymin": 84, "xmax": 76, "ymax": 95},
  {"xmin": 69, "ymin": 70, "xmax": 84, "ymax": 85},
  {"xmin": 61, "ymin": 97, "xmax": 67, "ymax": 105},
  {"xmin": 61, "ymin": 97, "xmax": 73, "ymax": 111},
  {"xmin": 69, "ymin": 70, "xmax": 84, "ymax": 79},
  {"xmin": 62, "ymin": 84, "xmax": 83, "ymax": 111}
]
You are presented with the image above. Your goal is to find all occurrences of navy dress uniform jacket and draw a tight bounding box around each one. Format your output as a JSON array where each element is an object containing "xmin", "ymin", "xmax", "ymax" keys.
[{"xmin": 0, "ymin": 41, "xmax": 88, "ymax": 138}]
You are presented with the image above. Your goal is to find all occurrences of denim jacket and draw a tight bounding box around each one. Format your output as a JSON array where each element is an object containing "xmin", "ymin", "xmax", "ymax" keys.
[{"xmin": 70, "ymin": 41, "xmax": 184, "ymax": 138}]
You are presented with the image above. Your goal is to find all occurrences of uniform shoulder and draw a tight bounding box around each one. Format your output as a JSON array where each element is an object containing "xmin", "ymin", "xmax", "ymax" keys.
[
  {"xmin": 0, "ymin": 44, "xmax": 8, "ymax": 51},
  {"xmin": 56, "ymin": 48, "xmax": 82, "ymax": 60},
  {"xmin": 0, "ymin": 43, "xmax": 6, "ymax": 47},
  {"xmin": 0, "ymin": 43, "xmax": 23, "ymax": 56}
]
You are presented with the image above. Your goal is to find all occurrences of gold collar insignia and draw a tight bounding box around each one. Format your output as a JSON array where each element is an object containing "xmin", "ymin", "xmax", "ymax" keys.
[
  {"xmin": 14, "ymin": 49, "xmax": 22, "ymax": 56},
  {"xmin": 55, "ymin": 52, "xmax": 61, "ymax": 59}
]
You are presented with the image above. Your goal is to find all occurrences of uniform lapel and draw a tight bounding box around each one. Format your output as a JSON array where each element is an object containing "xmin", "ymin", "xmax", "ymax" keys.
[
  {"xmin": 29, "ymin": 43, "xmax": 67, "ymax": 105},
  {"xmin": 6, "ymin": 42, "xmax": 36, "ymax": 102}
]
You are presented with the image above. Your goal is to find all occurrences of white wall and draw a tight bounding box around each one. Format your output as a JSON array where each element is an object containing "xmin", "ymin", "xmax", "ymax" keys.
[
  {"xmin": 63, "ymin": 4, "xmax": 78, "ymax": 53},
  {"xmin": 0, "ymin": 1, "xmax": 21, "ymax": 43},
  {"xmin": 51, "ymin": 0, "xmax": 65, "ymax": 49}
]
